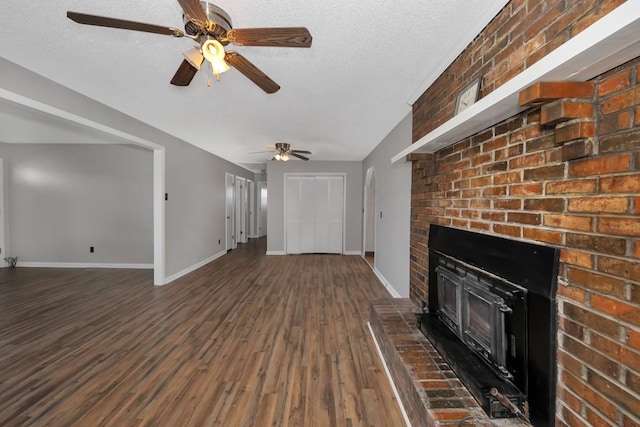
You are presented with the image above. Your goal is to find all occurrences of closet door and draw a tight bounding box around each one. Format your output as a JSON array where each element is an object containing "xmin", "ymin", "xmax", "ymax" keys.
[
  {"xmin": 299, "ymin": 177, "xmax": 316, "ymax": 252},
  {"xmin": 285, "ymin": 176, "xmax": 302, "ymax": 253},
  {"xmin": 286, "ymin": 176, "xmax": 315, "ymax": 253},
  {"xmin": 285, "ymin": 175, "xmax": 344, "ymax": 254},
  {"xmin": 314, "ymin": 176, "xmax": 344, "ymax": 254}
]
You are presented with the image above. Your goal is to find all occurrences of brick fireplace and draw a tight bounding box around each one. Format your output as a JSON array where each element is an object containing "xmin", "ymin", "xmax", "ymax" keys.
[{"xmin": 402, "ymin": 1, "xmax": 639, "ymax": 426}]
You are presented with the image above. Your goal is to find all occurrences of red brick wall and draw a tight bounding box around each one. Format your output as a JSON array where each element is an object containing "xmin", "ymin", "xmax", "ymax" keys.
[{"xmin": 410, "ymin": 1, "xmax": 639, "ymax": 425}]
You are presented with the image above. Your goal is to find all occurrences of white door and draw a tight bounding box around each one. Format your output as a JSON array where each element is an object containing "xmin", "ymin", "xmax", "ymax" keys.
[
  {"xmin": 317, "ymin": 176, "xmax": 344, "ymax": 253},
  {"xmin": 285, "ymin": 176, "xmax": 301, "ymax": 253},
  {"xmin": 0, "ymin": 159, "xmax": 5, "ymax": 266},
  {"xmin": 258, "ymin": 182, "xmax": 267, "ymax": 237},
  {"xmin": 248, "ymin": 180, "xmax": 255, "ymax": 238},
  {"xmin": 286, "ymin": 176, "xmax": 315, "ymax": 253},
  {"xmin": 242, "ymin": 179, "xmax": 249, "ymax": 242},
  {"xmin": 225, "ymin": 173, "xmax": 236, "ymax": 250},
  {"xmin": 285, "ymin": 175, "xmax": 344, "ymax": 254},
  {"xmin": 235, "ymin": 177, "xmax": 247, "ymax": 244}
]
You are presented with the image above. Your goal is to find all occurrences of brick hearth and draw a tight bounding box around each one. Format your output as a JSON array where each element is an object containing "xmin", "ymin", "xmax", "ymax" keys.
[{"xmin": 370, "ymin": 298, "xmax": 526, "ymax": 427}]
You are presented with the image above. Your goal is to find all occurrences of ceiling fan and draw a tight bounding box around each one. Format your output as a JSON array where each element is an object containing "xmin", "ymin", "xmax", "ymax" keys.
[
  {"xmin": 66, "ymin": 0, "xmax": 312, "ymax": 93},
  {"xmin": 272, "ymin": 142, "xmax": 312, "ymax": 161},
  {"xmin": 252, "ymin": 142, "xmax": 311, "ymax": 161}
]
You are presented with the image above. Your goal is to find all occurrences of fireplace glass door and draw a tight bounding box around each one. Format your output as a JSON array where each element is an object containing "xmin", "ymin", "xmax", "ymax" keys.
[
  {"xmin": 465, "ymin": 290, "xmax": 492, "ymax": 351},
  {"xmin": 436, "ymin": 266, "xmax": 462, "ymax": 335},
  {"xmin": 462, "ymin": 277, "xmax": 509, "ymax": 377}
]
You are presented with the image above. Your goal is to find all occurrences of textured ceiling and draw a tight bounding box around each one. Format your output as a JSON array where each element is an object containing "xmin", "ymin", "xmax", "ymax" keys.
[{"xmin": 0, "ymin": 0, "xmax": 508, "ymax": 168}]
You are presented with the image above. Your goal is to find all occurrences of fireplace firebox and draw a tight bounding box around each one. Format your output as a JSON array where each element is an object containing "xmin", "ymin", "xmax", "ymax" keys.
[{"xmin": 417, "ymin": 225, "xmax": 559, "ymax": 426}]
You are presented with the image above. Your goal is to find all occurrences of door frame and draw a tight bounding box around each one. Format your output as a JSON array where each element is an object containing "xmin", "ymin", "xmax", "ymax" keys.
[{"xmin": 283, "ymin": 173, "xmax": 346, "ymax": 255}]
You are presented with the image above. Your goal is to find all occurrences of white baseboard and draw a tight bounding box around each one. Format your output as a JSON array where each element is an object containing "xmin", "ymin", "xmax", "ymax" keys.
[
  {"xmin": 367, "ymin": 322, "xmax": 412, "ymax": 427},
  {"xmin": 372, "ymin": 267, "xmax": 402, "ymax": 298},
  {"xmin": 267, "ymin": 250, "xmax": 365, "ymax": 256},
  {"xmin": 17, "ymin": 262, "xmax": 153, "ymax": 269},
  {"xmin": 162, "ymin": 249, "xmax": 227, "ymax": 285},
  {"xmin": 343, "ymin": 250, "xmax": 362, "ymax": 255}
]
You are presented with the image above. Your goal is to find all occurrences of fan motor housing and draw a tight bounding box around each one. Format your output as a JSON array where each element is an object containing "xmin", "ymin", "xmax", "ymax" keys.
[
  {"xmin": 183, "ymin": 2, "xmax": 232, "ymax": 39},
  {"xmin": 275, "ymin": 142, "xmax": 291, "ymax": 152}
]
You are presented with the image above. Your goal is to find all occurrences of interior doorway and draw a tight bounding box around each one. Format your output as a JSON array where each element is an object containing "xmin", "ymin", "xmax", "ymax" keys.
[
  {"xmin": 258, "ymin": 181, "xmax": 267, "ymax": 237},
  {"xmin": 363, "ymin": 167, "xmax": 376, "ymax": 268},
  {"xmin": 0, "ymin": 86, "xmax": 166, "ymax": 284},
  {"xmin": 225, "ymin": 173, "xmax": 236, "ymax": 251}
]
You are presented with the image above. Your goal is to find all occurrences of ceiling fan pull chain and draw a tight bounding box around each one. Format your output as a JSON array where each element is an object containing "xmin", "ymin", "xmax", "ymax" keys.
[{"xmin": 207, "ymin": 62, "xmax": 212, "ymax": 87}]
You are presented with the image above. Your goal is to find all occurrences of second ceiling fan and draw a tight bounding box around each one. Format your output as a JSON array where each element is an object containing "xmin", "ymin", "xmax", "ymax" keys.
[
  {"xmin": 67, "ymin": 0, "xmax": 312, "ymax": 93},
  {"xmin": 272, "ymin": 142, "xmax": 311, "ymax": 161},
  {"xmin": 251, "ymin": 142, "xmax": 311, "ymax": 161}
]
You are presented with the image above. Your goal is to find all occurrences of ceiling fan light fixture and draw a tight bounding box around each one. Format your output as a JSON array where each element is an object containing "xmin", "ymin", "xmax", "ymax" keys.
[
  {"xmin": 280, "ymin": 153, "xmax": 290, "ymax": 161},
  {"xmin": 201, "ymin": 38, "xmax": 230, "ymax": 75},
  {"xmin": 182, "ymin": 48, "xmax": 204, "ymax": 71}
]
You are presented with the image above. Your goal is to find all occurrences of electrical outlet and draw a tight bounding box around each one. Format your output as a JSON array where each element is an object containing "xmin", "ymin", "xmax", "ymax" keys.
[{"xmin": 90, "ymin": 246, "xmax": 94, "ymax": 253}]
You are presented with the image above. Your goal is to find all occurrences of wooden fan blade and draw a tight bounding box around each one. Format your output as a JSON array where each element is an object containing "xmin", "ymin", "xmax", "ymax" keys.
[
  {"xmin": 170, "ymin": 60, "xmax": 199, "ymax": 86},
  {"xmin": 290, "ymin": 152, "xmax": 309, "ymax": 161},
  {"xmin": 291, "ymin": 150, "xmax": 312, "ymax": 154},
  {"xmin": 177, "ymin": 0, "xmax": 208, "ymax": 24},
  {"xmin": 228, "ymin": 28, "xmax": 312, "ymax": 47},
  {"xmin": 225, "ymin": 52, "xmax": 280, "ymax": 94},
  {"xmin": 67, "ymin": 12, "xmax": 184, "ymax": 37}
]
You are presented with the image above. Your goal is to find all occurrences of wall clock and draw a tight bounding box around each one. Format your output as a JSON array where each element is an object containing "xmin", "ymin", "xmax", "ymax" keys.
[{"xmin": 455, "ymin": 76, "xmax": 482, "ymax": 115}]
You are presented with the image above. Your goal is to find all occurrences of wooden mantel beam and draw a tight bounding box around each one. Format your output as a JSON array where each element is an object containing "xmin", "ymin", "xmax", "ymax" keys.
[{"xmin": 519, "ymin": 81, "xmax": 595, "ymax": 107}]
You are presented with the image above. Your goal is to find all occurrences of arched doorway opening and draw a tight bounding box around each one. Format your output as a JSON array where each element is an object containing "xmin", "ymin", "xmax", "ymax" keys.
[{"xmin": 363, "ymin": 167, "xmax": 376, "ymax": 268}]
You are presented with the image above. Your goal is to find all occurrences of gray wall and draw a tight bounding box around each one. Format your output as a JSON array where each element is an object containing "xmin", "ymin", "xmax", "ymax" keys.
[
  {"xmin": 362, "ymin": 113, "xmax": 412, "ymax": 297},
  {"xmin": 0, "ymin": 143, "xmax": 153, "ymax": 264},
  {"xmin": 163, "ymin": 141, "xmax": 255, "ymax": 276},
  {"xmin": 266, "ymin": 161, "xmax": 363, "ymax": 254},
  {"xmin": 0, "ymin": 58, "xmax": 255, "ymax": 279}
]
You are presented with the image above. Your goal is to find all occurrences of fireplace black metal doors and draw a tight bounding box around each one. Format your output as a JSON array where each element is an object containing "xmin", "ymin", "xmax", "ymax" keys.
[
  {"xmin": 435, "ymin": 259, "xmax": 527, "ymax": 383},
  {"xmin": 420, "ymin": 225, "xmax": 560, "ymax": 426}
]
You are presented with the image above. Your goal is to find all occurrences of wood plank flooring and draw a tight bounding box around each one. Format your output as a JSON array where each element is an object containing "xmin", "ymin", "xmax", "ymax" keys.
[{"xmin": 0, "ymin": 238, "xmax": 404, "ymax": 426}]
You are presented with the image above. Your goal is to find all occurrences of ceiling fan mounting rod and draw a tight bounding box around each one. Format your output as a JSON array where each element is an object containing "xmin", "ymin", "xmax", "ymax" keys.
[{"xmin": 184, "ymin": 33, "xmax": 200, "ymax": 41}]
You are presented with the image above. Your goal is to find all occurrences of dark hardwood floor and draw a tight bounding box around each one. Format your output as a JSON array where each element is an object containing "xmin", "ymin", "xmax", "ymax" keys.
[{"xmin": 0, "ymin": 238, "xmax": 404, "ymax": 426}]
